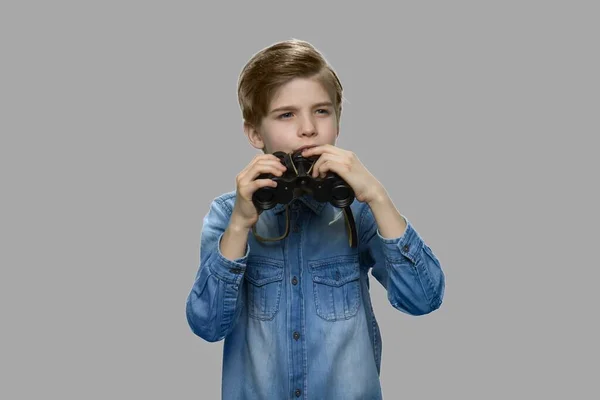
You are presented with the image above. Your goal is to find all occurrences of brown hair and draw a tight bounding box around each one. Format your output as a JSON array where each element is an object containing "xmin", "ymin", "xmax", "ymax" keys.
[{"xmin": 237, "ymin": 38, "xmax": 344, "ymax": 130}]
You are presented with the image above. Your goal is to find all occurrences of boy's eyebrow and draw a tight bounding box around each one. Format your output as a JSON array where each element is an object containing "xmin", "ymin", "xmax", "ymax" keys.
[{"xmin": 269, "ymin": 102, "xmax": 333, "ymax": 114}]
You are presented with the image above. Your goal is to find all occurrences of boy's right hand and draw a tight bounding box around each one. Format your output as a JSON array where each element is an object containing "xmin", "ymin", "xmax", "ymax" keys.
[{"xmin": 230, "ymin": 153, "xmax": 287, "ymax": 229}]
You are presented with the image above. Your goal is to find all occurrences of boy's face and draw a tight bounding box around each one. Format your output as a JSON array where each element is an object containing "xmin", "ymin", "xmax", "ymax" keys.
[{"xmin": 244, "ymin": 77, "xmax": 339, "ymax": 155}]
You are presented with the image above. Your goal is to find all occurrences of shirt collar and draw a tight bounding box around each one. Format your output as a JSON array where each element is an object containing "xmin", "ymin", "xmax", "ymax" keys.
[{"xmin": 272, "ymin": 193, "xmax": 327, "ymax": 215}]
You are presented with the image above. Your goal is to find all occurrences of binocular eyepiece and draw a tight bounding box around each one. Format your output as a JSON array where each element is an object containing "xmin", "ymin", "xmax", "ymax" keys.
[{"xmin": 252, "ymin": 149, "xmax": 355, "ymax": 211}]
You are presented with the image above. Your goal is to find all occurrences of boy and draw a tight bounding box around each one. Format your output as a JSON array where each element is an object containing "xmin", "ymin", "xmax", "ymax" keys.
[{"xmin": 186, "ymin": 39, "xmax": 446, "ymax": 399}]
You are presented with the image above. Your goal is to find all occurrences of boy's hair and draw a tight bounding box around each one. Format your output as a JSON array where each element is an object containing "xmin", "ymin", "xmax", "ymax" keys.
[{"xmin": 237, "ymin": 38, "xmax": 344, "ymax": 132}]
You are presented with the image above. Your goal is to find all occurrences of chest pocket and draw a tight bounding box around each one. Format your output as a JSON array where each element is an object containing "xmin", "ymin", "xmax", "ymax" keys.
[
  {"xmin": 244, "ymin": 256, "xmax": 284, "ymax": 321},
  {"xmin": 308, "ymin": 254, "xmax": 361, "ymax": 321}
]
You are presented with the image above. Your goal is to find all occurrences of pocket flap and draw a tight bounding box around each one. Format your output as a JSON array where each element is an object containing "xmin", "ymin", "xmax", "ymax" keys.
[
  {"xmin": 309, "ymin": 255, "xmax": 360, "ymax": 287},
  {"xmin": 245, "ymin": 257, "xmax": 284, "ymax": 287}
]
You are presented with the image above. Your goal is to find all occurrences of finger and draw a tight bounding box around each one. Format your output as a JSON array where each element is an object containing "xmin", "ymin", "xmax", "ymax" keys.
[
  {"xmin": 252, "ymin": 160, "xmax": 287, "ymax": 175},
  {"xmin": 254, "ymin": 159, "xmax": 286, "ymax": 169},
  {"xmin": 310, "ymin": 154, "xmax": 328, "ymax": 178},
  {"xmin": 301, "ymin": 144, "xmax": 340, "ymax": 157},
  {"xmin": 258, "ymin": 156, "xmax": 287, "ymax": 172},
  {"xmin": 239, "ymin": 178, "xmax": 277, "ymax": 199},
  {"xmin": 238, "ymin": 167, "xmax": 277, "ymax": 190},
  {"xmin": 238, "ymin": 154, "xmax": 271, "ymax": 177},
  {"xmin": 244, "ymin": 162, "xmax": 286, "ymax": 183},
  {"xmin": 253, "ymin": 178, "xmax": 278, "ymax": 191},
  {"xmin": 250, "ymin": 178, "xmax": 278, "ymax": 193},
  {"xmin": 247, "ymin": 154, "xmax": 283, "ymax": 171},
  {"xmin": 317, "ymin": 158, "xmax": 349, "ymax": 180},
  {"xmin": 321, "ymin": 157, "xmax": 349, "ymax": 178},
  {"xmin": 311, "ymin": 154, "xmax": 344, "ymax": 178},
  {"xmin": 260, "ymin": 153, "xmax": 284, "ymax": 163},
  {"xmin": 239, "ymin": 158, "xmax": 285, "ymax": 180}
]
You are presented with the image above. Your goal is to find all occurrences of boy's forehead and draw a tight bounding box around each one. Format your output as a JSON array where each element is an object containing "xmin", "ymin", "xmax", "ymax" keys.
[{"xmin": 268, "ymin": 78, "xmax": 332, "ymax": 110}]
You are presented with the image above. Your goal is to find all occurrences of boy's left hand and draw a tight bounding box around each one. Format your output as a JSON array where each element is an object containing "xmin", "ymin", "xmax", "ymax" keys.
[{"xmin": 301, "ymin": 144, "xmax": 384, "ymax": 204}]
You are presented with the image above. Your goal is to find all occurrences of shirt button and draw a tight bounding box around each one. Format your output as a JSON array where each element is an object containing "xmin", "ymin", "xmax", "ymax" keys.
[
  {"xmin": 292, "ymin": 276, "xmax": 298, "ymax": 285},
  {"xmin": 293, "ymin": 224, "xmax": 300, "ymax": 233},
  {"xmin": 402, "ymin": 244, "xmax": 410, "ymax": 252},
  {"xmin": 295, "ymin": 389, "xmax": 301, "ymax": 397},
  {"xmin": 293, "ymin": 331, "xmax": 300, "ymax": 340}
]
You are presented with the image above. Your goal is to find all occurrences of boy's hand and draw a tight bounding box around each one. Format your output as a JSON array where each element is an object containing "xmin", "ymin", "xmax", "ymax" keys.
[
  {"xmin": 231, "ymin": 154, "xmax": 287, "ymax": 229},
  {"xmin": 301, "ymin": 144, "xmax": 385, "ymax": 204}
]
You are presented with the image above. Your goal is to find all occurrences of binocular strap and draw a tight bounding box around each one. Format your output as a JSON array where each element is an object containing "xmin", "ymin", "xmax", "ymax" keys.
[{"xmin": 251, "ymin": 204, "xmax": 358, "ymax": 248}]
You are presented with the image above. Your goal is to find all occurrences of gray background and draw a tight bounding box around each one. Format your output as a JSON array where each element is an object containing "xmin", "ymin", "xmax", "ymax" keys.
[{"xmin": 1, "ymin": 1, "xmax": 598, "ymax": 399}]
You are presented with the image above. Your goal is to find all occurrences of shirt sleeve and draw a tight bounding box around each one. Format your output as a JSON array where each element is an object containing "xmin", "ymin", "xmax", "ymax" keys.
[
  {"xmin": 185, "ymin": 197, "xmax": 249, "ymax": 342},
  {"xmin": 358, "ymin": 204, "xmax": 445, "ymax": 316}
]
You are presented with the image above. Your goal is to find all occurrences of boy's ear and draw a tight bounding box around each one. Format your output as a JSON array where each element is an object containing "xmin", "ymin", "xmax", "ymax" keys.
[{"xmin": 243, "ymin": 121, "xmax": 265, "ymax": 151}]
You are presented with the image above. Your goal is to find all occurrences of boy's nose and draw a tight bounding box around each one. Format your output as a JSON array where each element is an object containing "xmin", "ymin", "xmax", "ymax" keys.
[
  {"xmin": 299, "ymin": 116, "xmax": 317, "ymax": 137},
  {"xmin": 299, "ymin": 124, "xmax": 317, "ymax": 137}
]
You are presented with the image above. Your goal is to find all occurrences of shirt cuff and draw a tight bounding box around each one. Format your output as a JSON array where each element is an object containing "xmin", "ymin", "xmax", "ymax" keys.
[
  {"xmin": 208, "ymin": 231, "xmax": 250, "ymax": 285},
  {"xmin": 376, "ymin": 215, "xmax": 424, "ymax": 263}
]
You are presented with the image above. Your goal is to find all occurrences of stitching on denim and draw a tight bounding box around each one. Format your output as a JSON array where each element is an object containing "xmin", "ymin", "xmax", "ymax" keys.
[
  {"xmin": 311, "ymin": 264, "xmax": 361, "ymax": 321},
  {"xmin": 246, "ymin": 277, "xmax": 282, "ymax": 321},
  {"xmin": 413, "ymin": 259, "xmax": 432, "ymax": 307},
  {"xmin": 245, "ymin": 259, "xmax": 284, "ymax": 321}
]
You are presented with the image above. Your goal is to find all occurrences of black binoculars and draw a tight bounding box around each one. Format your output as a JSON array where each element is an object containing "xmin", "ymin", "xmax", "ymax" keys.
[{"xmin": 252, "ymin": 149, "xmax": 355, "ymax": 212}]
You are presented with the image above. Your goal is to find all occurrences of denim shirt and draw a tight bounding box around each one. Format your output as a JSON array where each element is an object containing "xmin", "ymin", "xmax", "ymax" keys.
[{"xmin": 186, "ymin": 190, "xmax": 445, "ymax": 399}]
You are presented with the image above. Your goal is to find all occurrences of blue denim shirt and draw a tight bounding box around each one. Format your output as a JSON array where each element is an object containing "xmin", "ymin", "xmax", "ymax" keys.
[{"xmin": 186, "ymin": 190, "xmax": 445, "ymax": 399}]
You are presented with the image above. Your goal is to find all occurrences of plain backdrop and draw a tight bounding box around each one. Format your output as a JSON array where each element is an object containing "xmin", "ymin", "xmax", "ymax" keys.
[{"xmin": 1, "ymin": 1, "xmax": 598, "ymax": 399}]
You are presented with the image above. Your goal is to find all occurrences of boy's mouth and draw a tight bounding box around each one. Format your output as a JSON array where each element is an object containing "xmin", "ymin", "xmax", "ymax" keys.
[{"xmin": 293, "ymin": 144, "xmax": 318, "ymax": 153}]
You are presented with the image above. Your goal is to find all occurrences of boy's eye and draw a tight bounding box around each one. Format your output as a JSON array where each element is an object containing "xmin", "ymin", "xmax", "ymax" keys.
[{"xmin": 278, "ymin": 109, "xmax": 330, "ymax": 119}]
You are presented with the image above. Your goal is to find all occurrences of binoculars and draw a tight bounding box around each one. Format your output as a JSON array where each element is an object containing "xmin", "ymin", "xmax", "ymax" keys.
[{"xmin": 252, "ymin": 149, "xmax": 356, "ymax": 212}]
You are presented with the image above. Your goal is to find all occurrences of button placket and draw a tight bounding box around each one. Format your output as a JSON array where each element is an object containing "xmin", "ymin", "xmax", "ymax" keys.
[{"xmin": 288, "ymin": 207, "xmax": 304, "ymax": 398}]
